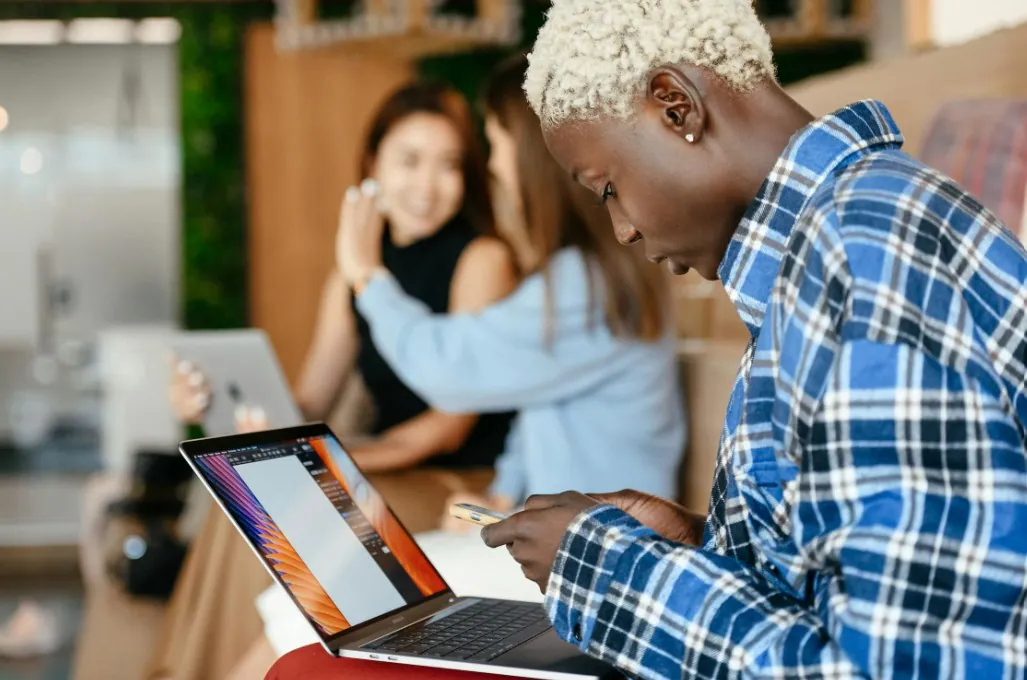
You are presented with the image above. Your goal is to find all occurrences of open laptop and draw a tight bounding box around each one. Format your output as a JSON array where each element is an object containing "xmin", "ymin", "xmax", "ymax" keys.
[
  {"xmin": 171, "ymin": 330, "xmax": 302, "ymax": 435},
  {"xmin": 180, "ymin": 423, "xmax": 616, "ymax": 679}
]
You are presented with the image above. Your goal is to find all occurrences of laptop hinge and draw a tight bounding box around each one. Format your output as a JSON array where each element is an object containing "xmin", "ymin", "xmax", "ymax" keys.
[{"xmin": 329, "ymin": 591, "xmax": 476, "ymax": 653}]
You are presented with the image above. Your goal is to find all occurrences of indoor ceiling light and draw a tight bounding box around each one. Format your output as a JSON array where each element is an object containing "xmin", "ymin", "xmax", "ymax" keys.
[
  {"xmin": 0, "ymin": 20, "xmax": 63, "ymax": 45},
  {"xmin": 135, "ymin": 18, "xmax": 181, "ymax": 44},
  {"xmin": 65, "ymin": 18, "xmax": 134, "ymax": 44}
]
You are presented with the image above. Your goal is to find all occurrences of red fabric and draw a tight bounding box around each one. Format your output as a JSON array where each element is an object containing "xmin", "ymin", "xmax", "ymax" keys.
[{"xmin": 265, "ymin": 644, "xmax": 530, "ymax": 679}]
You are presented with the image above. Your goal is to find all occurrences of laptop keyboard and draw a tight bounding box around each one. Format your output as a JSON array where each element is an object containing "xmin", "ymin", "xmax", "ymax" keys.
[{"xmin": 364, "ymin": 600, "xmax": 551, "ymax": 662}]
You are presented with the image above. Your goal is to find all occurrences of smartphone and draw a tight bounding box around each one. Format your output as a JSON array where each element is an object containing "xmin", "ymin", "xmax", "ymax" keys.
[{"xmin": 448, "ymin": 503, "xmax": 510, "ymax": 526}]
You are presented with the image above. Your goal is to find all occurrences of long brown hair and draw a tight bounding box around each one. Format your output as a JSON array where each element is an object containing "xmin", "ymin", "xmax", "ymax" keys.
[
  {"xmin": 361, "ymin": 81, "xmax": 496, "ymax": 238},
  {"xmin": 482, "ymin": 54, "xmax": 668, "ymax": 341}
]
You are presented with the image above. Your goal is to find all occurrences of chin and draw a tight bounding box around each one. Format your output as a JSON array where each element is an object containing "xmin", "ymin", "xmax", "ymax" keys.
[
  {"xmin": 694, "ymin": 263, "xmax": 720, "ymax": 281},
  {"xmin": 390, "ymin": 214, "xmax": 448, "ymax": 241}
]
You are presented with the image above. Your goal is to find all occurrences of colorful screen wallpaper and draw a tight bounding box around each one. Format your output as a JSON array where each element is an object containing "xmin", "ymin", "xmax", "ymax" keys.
[{"xmin": 196, "ymin": 434, "xmax": 447, "ymax": 637}]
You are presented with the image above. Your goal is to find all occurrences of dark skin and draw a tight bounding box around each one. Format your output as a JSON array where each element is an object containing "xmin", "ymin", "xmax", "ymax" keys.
[
  {"xmin": 481, "ymin": 490, "xmax": 706, "ymax": 591},
  {"xmin": 544, "ymin": 64, "xmax": 813, "ymax": 280},
  {"xmin": 483, "ymin": 64, "xmax": 814, "ymax": 589}
]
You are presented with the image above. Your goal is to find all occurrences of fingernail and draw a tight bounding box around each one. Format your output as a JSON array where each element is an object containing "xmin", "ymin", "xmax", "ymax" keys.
[
  {"xmin": 194, "ymin": 393, "xmax": 209, "ymax": 408},
  {"xmin": 360, "ymin": 178, "xmax": 379, "ymax": 196},
  {"xmin": 234, "ymin": 404, "xmax": 248, "ymax": 422},
  {"xmin": 250, "ymin": 406, "xmax": 266, "ymax": 422},
  {"xmin": 176, "ymin": 359, "xmax": 193, "ymax": 374},
  {"xmin": 345, "ymin": 186, "xmax": 360, "ymax": 203}
]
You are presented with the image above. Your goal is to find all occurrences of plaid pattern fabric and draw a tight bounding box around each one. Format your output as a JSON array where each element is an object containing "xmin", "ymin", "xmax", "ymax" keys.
[
  {"xmin": 921, "ymin": 99, "xmax": 1027, "ymax": 240},
  {"xmin": 546, "ymin": 101, "xmax": 1027, "ymax": 679}
]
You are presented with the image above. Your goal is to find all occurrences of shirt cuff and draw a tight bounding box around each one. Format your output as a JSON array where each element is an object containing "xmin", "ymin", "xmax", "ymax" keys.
[
  {"xmin": 354, "ymin": 272, "xmax": 431, "ymax": 355},
  {"xmin": 354, "ymin": 270, "xmax": 402, "ymax": 315},
  {"xmin": 544, "ymin": 505, "xmax": 642, "ymax": 649}
]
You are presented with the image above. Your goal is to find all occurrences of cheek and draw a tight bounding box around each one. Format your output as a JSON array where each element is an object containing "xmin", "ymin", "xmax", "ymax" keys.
[
  {"xmin": 437, "ymin": 169, "xmax": 464, "ymax": 211},
  {"xmin": 491, "ymin": 147, "xmax": 517, "ymax": 196},
  {"xmin": 614, "ymin": 183, "xmax": 674, "ymax": 244},
  {"xmin": 372, "ymin": 162, "xmax": 409, "ymax": 202}
]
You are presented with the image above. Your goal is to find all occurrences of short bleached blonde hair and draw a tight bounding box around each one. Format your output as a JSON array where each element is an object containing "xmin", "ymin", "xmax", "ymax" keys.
[{"xmin": 525, "ymin": 0, "xmax": 775, "ymax": 128}]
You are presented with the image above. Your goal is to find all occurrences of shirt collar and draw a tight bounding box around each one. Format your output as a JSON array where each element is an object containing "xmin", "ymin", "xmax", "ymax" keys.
[{"xmin": 717, "ymin": 100, "xmax": 905, "ymax": 337}]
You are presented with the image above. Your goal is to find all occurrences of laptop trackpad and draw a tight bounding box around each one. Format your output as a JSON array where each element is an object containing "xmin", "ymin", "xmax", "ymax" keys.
[{"xmin": 491, "ymin": 629, "xmax": 615, "ymax": 677}]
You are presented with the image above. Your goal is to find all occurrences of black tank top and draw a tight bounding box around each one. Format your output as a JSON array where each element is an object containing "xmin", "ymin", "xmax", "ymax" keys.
[{"xmin": 352, "ymin": 219, "xmax": 514, "ymax": 469}]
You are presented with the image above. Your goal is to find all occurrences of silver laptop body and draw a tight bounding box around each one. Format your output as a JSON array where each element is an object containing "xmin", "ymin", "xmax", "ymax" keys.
[{"xmin": 180, "ymin": 423, "xmax": 614, "ymax": 680}]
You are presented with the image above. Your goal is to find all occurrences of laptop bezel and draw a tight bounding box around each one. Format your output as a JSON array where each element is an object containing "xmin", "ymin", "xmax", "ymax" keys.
[{"xmin": 179, "ymin": 422, "xmax": 458, "ymax": 655}]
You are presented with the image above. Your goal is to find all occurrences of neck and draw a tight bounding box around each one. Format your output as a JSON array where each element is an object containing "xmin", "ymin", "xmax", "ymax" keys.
[
  {"xmin": 388, "ymin": 219, "xmax": 440, "ymax": 247},
  {"xmin": 389, "ymin": 228, "xmax": 420, "ymax": 247},
  {"xmin": 725, "ymin": 80, "xmax": 814, "ymax": 213}
]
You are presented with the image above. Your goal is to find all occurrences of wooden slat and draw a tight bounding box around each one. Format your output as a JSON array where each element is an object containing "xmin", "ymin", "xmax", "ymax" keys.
[
  {"xmin": 293, "ymin": 0, "xmax": 317, "ymax": 25},
  {"xmin": 906, "ymin": 0, "xmax": 933, "ymax": 49}
]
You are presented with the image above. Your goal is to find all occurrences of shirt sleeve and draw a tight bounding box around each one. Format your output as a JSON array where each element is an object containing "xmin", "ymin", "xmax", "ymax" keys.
[
  {"xmin": 545, "ymin": 340, "xmax": 1027, "ymax": 679},
  {"xmin": 354, "ymin": 267, "xmax": 637, "ymax": 413}
]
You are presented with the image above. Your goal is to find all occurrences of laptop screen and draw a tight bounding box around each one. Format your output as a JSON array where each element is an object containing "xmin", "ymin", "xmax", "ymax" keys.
[{"xmin": 192, "ymin": 431, "xmax": 448, "ymax": 639}]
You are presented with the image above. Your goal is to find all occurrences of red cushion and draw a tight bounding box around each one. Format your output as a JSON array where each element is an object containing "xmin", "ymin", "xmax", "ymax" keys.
[{"xmin": 265, "ymin": 644, "xmax": 531, "ymax": 679}]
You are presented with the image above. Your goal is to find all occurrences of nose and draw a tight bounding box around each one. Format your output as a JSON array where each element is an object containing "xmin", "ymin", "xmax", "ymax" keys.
[
  {"xmin": 608, "ymin": 202, "xmax": 641, "ymax": 245},
  {"xmin": 612, "ymin": 218, "xmax": 642, "ymax": 246}
]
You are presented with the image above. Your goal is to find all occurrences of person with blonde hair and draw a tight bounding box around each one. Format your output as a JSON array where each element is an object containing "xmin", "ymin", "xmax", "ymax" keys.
[{"xmin": 482, "ymin": 1, "xmax": 1027, "ymax": 679}]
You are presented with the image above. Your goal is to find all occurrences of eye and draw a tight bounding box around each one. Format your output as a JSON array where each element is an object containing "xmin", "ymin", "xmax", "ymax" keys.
[{"xmin": 599, "ymin": 182, "xmax": 616, "ymax": 205}]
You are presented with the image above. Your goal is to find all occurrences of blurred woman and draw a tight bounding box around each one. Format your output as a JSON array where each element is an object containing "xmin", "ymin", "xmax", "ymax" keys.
[
  {"xmin": 171, "ymin": 81, "xmax": 519, "ymax": 475},
  {"xmin": 340, "ymin": 54, "xmax": 687, "ymax": 524},
  {"xmin": 150, "ymin": 82, "xmax": 519, "ymax": 680}
]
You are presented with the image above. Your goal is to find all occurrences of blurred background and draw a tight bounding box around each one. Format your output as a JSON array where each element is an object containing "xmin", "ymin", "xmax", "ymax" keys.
[{"xmin": 0, "ymin": 1, "xmax": 1024, "ymax": 679}]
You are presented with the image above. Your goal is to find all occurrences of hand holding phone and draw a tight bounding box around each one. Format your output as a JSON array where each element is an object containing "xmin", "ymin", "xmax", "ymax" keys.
[{"xmin": 448, "ymin": 503, "xmax": 510, "ymax": 527}]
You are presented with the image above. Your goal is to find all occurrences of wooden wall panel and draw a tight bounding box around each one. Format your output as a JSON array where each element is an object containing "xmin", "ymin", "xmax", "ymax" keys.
[
  {"xmin": 786, "ymin": 22, "xmax": 1027, "ymax": 158},
  {"xmin": 245, "ymin": 23, "xmax": 413, "ymax": 382}
]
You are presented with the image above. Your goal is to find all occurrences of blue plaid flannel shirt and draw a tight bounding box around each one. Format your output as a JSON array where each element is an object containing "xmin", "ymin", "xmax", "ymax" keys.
[{"xmin": 546, "ymin": 101, "xmax": 1027, "ymax": 679}]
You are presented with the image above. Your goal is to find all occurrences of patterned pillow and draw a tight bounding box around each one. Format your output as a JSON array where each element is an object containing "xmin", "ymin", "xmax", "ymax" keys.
[{"xmin": 921, "ymin": 99, "xmax": 1027, "ymax": 243}]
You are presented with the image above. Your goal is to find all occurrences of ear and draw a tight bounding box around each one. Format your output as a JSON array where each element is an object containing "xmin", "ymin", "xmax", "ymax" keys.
[{"xmin": 645, "ymin": 66, "xmax": 706, "ymax": 144}]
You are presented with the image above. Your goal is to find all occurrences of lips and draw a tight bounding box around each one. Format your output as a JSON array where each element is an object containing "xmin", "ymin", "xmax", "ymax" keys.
[{"xmin": 403, "ymin": 205, "xmax": 435, "ymax": 218}]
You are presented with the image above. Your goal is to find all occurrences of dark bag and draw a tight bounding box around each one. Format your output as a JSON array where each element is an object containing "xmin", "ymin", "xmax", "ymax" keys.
[{"xmin": 103, "ymin": 450, "xmax": 192, "ymax": 600}]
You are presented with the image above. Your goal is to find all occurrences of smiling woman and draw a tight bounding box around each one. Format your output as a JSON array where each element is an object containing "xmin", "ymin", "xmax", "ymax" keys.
[{"xmin": 170, "ymin": 80, "xmax": 521, "ymax": 478}]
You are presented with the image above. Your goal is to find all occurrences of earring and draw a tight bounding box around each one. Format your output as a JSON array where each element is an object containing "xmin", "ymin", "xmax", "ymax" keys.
[{"xmin": 685, "ymin": 133, "xmax": 695, "ymax": 144}]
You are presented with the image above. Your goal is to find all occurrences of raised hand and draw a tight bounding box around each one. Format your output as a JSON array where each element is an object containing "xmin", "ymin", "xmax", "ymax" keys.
[
  {"xmin": 168, "ymin": 356, "xmax": 211, "ymax": 425},
  {"xmin": 336, "ymin": 179, "xmax": 386, "ymax": 288}
]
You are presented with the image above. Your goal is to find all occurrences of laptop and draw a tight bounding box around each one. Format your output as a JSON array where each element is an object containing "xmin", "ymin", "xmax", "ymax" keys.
[
  {"xmin": 180, "ymin": 423, "xmax": 616, "ymax": 679},
  {"xmin": 171, "ymin": 330, "xmax": 302, "ymax": 435}
]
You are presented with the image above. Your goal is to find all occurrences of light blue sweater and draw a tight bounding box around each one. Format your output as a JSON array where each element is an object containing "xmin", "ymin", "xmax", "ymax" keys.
[{"xmin": 356, "ymin": 248, "xmax": 686, "ymax": 502}]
